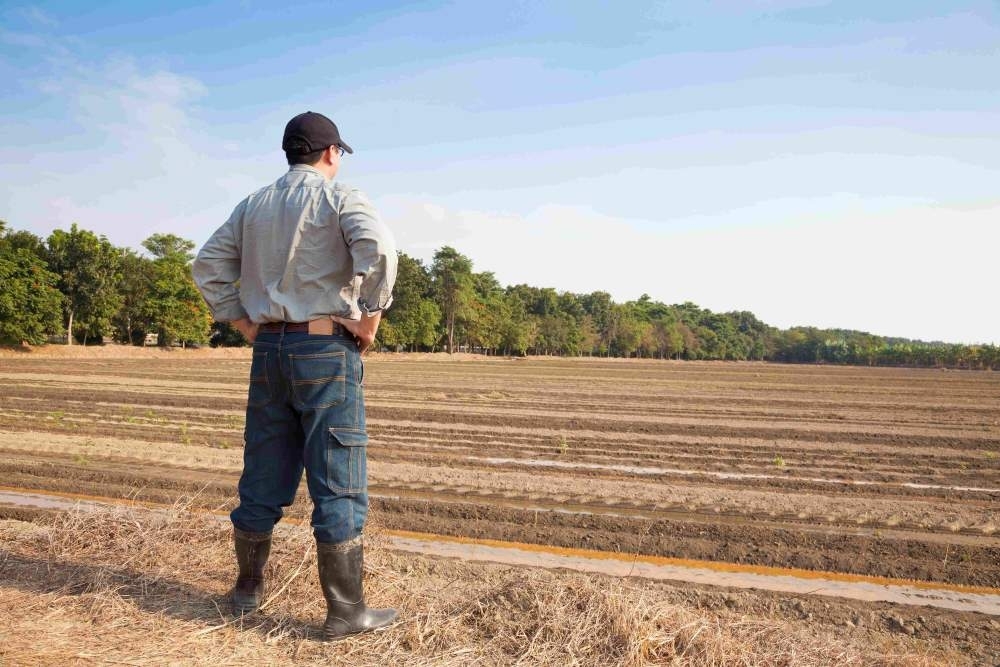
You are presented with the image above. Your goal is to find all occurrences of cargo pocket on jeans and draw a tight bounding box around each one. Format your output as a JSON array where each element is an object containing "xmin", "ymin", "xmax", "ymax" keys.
[
  {"xmin": 326, "ymin": 428, "xmax": 367, "ymax": 494},
  {"xmin": 247, "ymin": 350, "xmax": 271, "ymax": 407}
]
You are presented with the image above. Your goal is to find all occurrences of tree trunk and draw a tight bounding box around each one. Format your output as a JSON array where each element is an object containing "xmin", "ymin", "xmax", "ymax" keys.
[{"xmin": 66, "ymin": 310, "xmax": 74, "ymax": 346}]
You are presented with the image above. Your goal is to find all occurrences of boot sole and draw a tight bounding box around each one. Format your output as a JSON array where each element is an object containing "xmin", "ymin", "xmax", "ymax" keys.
[
  {"xmin": 322, "ymin": 620, "xmax": 397, "ymax": 642},
  {"xmin": 231, "ymin": 598, "xmax": 261, "ymax": 617},
  {"xmin": 233, "ymin": 607, "xmax": 260, "ymax": 617}
]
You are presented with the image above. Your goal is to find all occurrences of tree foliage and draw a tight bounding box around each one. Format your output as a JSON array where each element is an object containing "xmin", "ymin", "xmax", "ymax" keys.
[
  {"xmin": 0, "ymin": 221, "xmax": 994, "ymax": 368},
  {"xmin": 113, "ymin": 249, "xmax": 155, "ymax": 345},
  {"xmin": 140, "ymin": 234, "xmax": 211, "ymax": 347},
  {"xmin": 45, "ymin": 224, "xmax": 124, "ymax": 344},
  {"xmin": 0, "ymin": 227, "xmax": 63, "ymax": 345},
  {"xmin": 0, "ymin": 223, "xmax": 211, "ymax": 348},
  {"xmin": 430, "ymin": 246, "xmax": 475, "ymax": 354},
  {"xmin": 142, "ymin": 233, "xmax": 196, "ymax": 262},
  {"xmin": 381, "ymin": 253, "xmax": 441, "ymax": 351},
  {"xmin": 374, "ymin": 247, "xmax": 997, "ymax": 368}
]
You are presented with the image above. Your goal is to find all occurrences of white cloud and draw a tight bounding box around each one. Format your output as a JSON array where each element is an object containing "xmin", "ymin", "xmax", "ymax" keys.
[
  {"xmin": 1, "ymin": 49, "xmax": 275, "ymax": 251},
  {"xmin": 53, "ymin": 57, "xmax": 207, "ymax": 171},
  {"xmin": 17, "ymin": 5, "xmax": 58, "ymax": 28},
  {"xmin": 0, "ymin": 29, "xmax": 50, "ymax": 48}
]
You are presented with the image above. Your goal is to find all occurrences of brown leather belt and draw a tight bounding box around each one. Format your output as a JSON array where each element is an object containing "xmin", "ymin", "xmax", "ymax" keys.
[{"xmin": 259, "ymin": 319, "xmax": 346, "ymax": 335}]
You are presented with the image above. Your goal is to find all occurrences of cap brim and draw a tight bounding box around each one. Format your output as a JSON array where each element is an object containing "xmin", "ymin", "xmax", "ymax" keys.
[{"xmin": 340, "ymin": 141, "xmax": 354, "ymax": 154}]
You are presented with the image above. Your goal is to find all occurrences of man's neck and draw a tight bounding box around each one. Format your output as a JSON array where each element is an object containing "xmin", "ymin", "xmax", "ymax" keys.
[
  {"xmin": 314, "ymin": 162, "xmax": 337, "ymax": 180},
  {"xmin": 291, "ymin": 162, "xmax": 336, "ymax": 180}
]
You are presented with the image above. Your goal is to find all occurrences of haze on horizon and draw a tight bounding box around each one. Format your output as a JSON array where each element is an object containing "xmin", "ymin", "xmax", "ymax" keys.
[{"xmin": 1, "ymin": 1, "xmax": 997, "ymax": 345}]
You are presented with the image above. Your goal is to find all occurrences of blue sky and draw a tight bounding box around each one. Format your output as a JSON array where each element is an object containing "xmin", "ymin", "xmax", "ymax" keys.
[{"xmin": 2, "ymin": 1, "xmax": 998, "ymax": 344}]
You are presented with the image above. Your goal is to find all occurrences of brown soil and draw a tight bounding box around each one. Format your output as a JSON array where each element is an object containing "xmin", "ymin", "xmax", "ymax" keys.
[{"xmin": 2, "ymin": 352, "xmax": 999, "ymax": 661}]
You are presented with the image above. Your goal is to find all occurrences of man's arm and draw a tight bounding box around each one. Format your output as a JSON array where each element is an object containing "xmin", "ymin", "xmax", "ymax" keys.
[
  {"xmin": 192, "ymin": 201, "xmax": 255, "ymax": 340},
  {"xmin": 331, "ymin": 188, "xmax": 397, "ymax": 354},
  {"xmin": 230, "ymin": 317, "xmax": 259, "ymax": 344},
  {"xmin": 334, "ymin": 310, "xmax": 381, "ymax": 354}
]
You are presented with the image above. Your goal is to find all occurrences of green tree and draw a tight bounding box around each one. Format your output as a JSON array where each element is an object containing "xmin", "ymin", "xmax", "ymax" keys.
[
  {"xmin": 462, "ymin": 271, "xmax": 506, "ymax": 354},
  {"xmin": 498, "ymin": 291, "xmax": 534, "ymax": 356},
  {"xmin": 141, "ymin": 234, "xmax": 211, "ymax": 347},
  {"xmin": 610, "ymin": 304, "xmax": 644, "ymax": 357},
  {"xmin": 45, "ymin": 224, "xmax": 124, "ymax": 345},
  {"xmin": 580, "ymin": 291, "xmax": 615, "ymax": 355},
  {"xmin": 383, "ymin": 252, "xmax": 441, "ymax": 351},
  {"xmin": 409, "ymin": 300, "xmax": 442, "ymax": 350},
  {"xmin": 576, "ymin": 314, "xmax": 600, "ymax": 356},
  {"xmin": 0, "ymin": 227, "xmax": 63, "ymax": 345},
  {"xmin": 431, "ymin": 246, "xmax": 475, "ymax": 354},
  {"xmin": 112, "ymin": 249, "xmax": 155, "ymax": 345},
  {"xmin": 1, "ymin": 227, "xmax": 48, "ymax": 256},
  {"xmin": 142, "ymin": 233, "xmax": 196, "ymax": 262}
]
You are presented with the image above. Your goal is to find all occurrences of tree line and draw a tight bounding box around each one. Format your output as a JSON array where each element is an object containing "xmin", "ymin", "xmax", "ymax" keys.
[
  {"xmin": 1, "ymin": 222, "xmax": 996, "ymax": 369},
  {"xmin": 384, "ymin": 247, "xmax": 998, "ymax": 369},
  {"xmin": 0, "ymin": 221, "xmax": 210, "ymax": 347}
]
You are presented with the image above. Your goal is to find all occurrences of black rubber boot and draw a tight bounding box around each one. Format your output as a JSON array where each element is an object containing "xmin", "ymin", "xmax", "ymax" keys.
[
  {"xmin": 317, "ymin": 537, "xmax": 397, "ymax": 640},
  {"xmin": 232, "ymin": 527, "xmax": 272, "ymax": 616}
]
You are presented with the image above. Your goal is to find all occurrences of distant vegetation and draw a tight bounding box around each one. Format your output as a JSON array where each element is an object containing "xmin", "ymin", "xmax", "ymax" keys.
[
  {"xmin": 0, "ymin": 221, "xmax": 209, "ymax": 348},
  {"xmin": 1, "ymin": 221, "xmax": 995, "ymax": 368}
]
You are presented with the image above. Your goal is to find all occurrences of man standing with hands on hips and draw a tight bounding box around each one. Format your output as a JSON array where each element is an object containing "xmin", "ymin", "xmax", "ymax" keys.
[{"xmin": 193, "ymin": 111, "xmax": 398, "ymax": 640}]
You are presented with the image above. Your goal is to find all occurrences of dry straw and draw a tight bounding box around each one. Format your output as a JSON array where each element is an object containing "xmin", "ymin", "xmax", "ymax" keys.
[{"xmin": 0, "ymin": 499, "xmax": 950, "ymax": 666}]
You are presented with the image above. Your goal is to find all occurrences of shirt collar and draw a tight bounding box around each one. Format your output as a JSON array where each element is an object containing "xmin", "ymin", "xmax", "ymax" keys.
[{"xmin": 288, "ymin": 164, "xmax": 324, "ymax": 177}]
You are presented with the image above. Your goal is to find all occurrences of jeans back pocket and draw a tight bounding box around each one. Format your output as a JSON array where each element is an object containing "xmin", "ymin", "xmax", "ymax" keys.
[{"xmin": 288, "ymin": 349, "xmax": 347, "ymax": 410}]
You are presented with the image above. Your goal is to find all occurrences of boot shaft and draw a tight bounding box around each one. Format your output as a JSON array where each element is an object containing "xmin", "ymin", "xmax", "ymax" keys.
[
  {"xmin": 234, "ymin": 527, "xmax": 272, "ymax": 580},
  {"xmin": 317, "ymin": 536, "xmax": 364, "ymax": 606},
  {"xmin": 316, "ymin": 536, "xmax": 397, "ymax": 639}
]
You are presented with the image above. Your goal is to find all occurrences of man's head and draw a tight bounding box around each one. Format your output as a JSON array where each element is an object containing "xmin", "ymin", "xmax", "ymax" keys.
[{"xmin": 282, "ymin": 111, "xmax": 354, "ymax": 178}]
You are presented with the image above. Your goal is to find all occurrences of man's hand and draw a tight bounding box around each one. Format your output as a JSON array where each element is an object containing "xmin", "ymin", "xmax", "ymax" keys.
[
  {"xmin": 232, "ymin": 317, "xmax": 259, "ymax": 344},
  {"xmin": 332, "ymin": 311, "xmax": 382, "ymax": 354}
]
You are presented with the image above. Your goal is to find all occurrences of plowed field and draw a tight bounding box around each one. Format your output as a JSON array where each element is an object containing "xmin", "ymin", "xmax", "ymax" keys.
[{"xmin": 1, "ymin": 351, "xmax": 999, "ymax": 661}]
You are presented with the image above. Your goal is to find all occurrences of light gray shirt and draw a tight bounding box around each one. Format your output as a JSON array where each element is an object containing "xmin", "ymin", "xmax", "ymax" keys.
[{"xmin": 193, "ymin": 165, "xmax": 397, "ymax": 324}]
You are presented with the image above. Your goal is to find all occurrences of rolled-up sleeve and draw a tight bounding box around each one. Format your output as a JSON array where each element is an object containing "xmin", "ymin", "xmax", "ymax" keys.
[
  {"xmin": 337, "ymin": 188, "xmax": 397, "ymax": 313},
  {"xmin": 192, "ymin": 200, "xmax": 249, "ymax": 322}
]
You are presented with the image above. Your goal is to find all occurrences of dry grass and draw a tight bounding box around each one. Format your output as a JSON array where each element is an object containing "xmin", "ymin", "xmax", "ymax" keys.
[{"xmin": 0, "ymin": 501, "xmax": 955, "ymax": 666}]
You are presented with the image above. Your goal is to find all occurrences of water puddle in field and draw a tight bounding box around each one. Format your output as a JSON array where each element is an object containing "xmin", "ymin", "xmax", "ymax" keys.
[
  {"xmin": 469, "ymin": 457, "xmax": 1000, "ymax": 494},
  {"xmin": 0, "ymin": 489, "xmax": 106, "ymax": 511},
  {"xmin": 4, "ymin": 487, "xmax": 1000, "ymax": 616}
]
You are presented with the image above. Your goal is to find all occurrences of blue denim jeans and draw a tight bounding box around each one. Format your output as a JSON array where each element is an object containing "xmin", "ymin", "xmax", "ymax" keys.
[{"xmin": 231, "ymin": 328, "xmax": 368, "ymax": 544}]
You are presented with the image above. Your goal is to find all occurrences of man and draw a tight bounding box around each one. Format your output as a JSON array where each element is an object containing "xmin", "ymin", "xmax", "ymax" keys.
[{"xmin": 192, "ymin": 111, "xmax": 398, "ymax": 640}]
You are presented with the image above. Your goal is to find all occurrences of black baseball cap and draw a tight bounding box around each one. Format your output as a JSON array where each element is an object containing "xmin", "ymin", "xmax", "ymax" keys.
[{"xmin": 282, "ymin": 111, "xmax": 353, "ymax": 155}]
